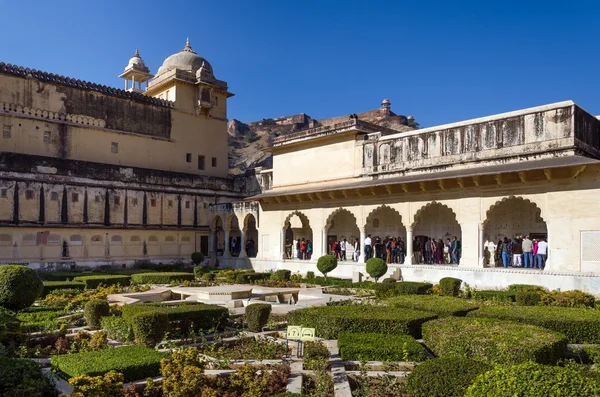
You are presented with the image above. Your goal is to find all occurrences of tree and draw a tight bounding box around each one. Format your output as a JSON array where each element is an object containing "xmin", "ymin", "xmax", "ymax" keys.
[
  {"xmin": 191, "ymin": 252, "xmax": 205, "ymax": 265},
  {"xmin": 0, "ymin": 265, "xmax": 43, "ymax": 311},
  {"xmin": 366, "ymin": 258, "xmax": 388, "ymax": 282},
  {"xmin": 317, "ymin": 255, "xmax": 338, "ymax": 279}
]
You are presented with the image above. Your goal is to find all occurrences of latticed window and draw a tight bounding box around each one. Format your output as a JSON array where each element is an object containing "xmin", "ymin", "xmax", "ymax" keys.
[{"xmin": 3, "ymin": 125, "xmax": 11, "ymax": 139}]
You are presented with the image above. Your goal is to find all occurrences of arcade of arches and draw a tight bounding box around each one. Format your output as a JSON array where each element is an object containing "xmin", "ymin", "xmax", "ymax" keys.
[
  {"xmin": 257, "ymin": 195, "xmax": 559, "ymax": 270},
  {"xmin": 209, "ymin": 213, "xmax": 258, "ymax": 259}
]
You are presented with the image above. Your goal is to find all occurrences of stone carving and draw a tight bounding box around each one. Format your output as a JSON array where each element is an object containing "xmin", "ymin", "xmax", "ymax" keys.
[
  {"xmin": 364, "ymin": 143, "xmax": 375, "ymax": 168},
  {"xmin": 378, "ymin": 143, "xmax": 390, "ymax": 166}
]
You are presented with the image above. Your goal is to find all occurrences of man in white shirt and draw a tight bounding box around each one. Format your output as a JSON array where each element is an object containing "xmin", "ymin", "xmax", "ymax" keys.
[
  {"xmin": 340, "ymin": 239, "xmax": 347, "ymax": 261},
  {"xmin": 536, "ymin": 238, "xmax": 548, "ymax": 270},
  {"xmin": 364, "ymin": 234, "xmax": 372, "ymax": 260}
]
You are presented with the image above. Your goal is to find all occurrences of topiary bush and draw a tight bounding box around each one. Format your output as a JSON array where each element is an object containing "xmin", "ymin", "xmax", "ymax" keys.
[
  {"xmin": 316, "ymin": 255, "xmax": 337, "ymax": 278},
  {"xmin": 0, "ymin": 354, "xmax": 56, "ymax": 396},
  {"xmin": 541, "ymin": 289, "xmax": 596, "ymax": 308},
  {"xmin": 439, "ymin": 277, "xmax": 462, "ymax": 297},
  {"xmin": 366, "ymin": 258, "xmax": 387, "ymax": 282},
  {"xmin": 303, "ymin": 341, "xmax": 330, "ymax": 370},
  {"xmin": 130, "ymin": 310, "xmax": 168, "ymax": 347},
  {"xmin": 245, "ymin": 303, "xmax": 272, "ymax": 332},
  {"xmin": 406, "ymin": 357, "xmax": 492, "ymax": 397},
  {"xmin": 382, "ymin": 277, "xmax": 396, "ymax": 284},
  {"xmin": 306, "ymin": 271, "xmax": 315, "ymax": 280},
  {"xmin": 191, "ymin": 252, "xmax": 205, "ymax": 265},
  {"xmin": 516, "ymin": 290, "xmax": 542, "ymax": 306},
  {"xmin": 464, "ymin": 361, "xmax": 599, "ymax": 397},
  {"xmin": 471, "ymin": 290, "xmax": 516, "ymax": 302},
  {"xmin": 0, "ymin": 265, "xmax": 44, "ymax": 311},
  {"xmin": 423, "ymin": 316, "xmax": 567, "ymax": 365},
  {"xmin": 84, "ymin": 299, "xmax": 110, "ymax": 330},
  {"xmin": 272, "ymin": 269, "xmax": 291, "ymax": 281},
  {"xmin": 73, "ymin": 275, "xmax": 131, "ymax": 289},
  {"xmin": 338, "ymin": 332, "xmax": 427, "ymax": 362},
  {"xmin": 375, "ymin": 281, "xmax": 433, "ymax": 299},
  {"xmin": 467, "ymin": 305, "xmax": 600, "ymax": 344},
  {"xmin": 130, "ymin": 272, "xmax": 194, "ymax": 285},
  {"xmin": 388, "ymin": 295, "xmax": 479, "ymax": 317},
  {"xmin": 288, "ymin": 304, "xmax": 437, "ymax": 339}
]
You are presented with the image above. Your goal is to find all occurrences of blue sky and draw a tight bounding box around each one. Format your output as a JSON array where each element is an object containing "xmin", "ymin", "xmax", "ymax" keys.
[{"xmin": 1, "ymin": 0, "xmax": 599, "ymax": 127}]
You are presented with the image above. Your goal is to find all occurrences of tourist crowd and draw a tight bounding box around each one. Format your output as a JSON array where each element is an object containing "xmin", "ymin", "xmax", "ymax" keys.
[{"xmin": 495, "ymin": 235, "xmax": 547, "ymax": 269}]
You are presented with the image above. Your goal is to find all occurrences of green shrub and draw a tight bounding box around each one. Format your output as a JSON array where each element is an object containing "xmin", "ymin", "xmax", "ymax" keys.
[
  {"xmin": 130, "ymin": 272, "xmax": 194, "ymax": 285},
  {"xmin": 16, "ymin": 306, "xmax": 68, "ymax": 333},
  {"xmin": 374, "ymin": 283, "xmax": 397, "ymax": 299},
  {"xmin": 73, "ymin": 275, "xmax": 131, "ymax": 289},
  {"xmin": 339, "ymin": 332, "xmax": 427, "ymax": 362},
  {"xmin": 516, "ymin": 290, "xmax": 542, "ymax": 306},
  {"xmin": 0, "ymin": 355, "xmax": 56, "ymax": 396},
  {"xmin": 423, "ymin": 316, "xmax": 567, "ymax": 365},
  {"xmin": 388, "ymin": 295, "xmax": 478, "ymax": 317},
  {"xmin": 235, "ymin": 272, "xmax": 270, "ymax": 284},
  {"xmin": 41, "ymin": 281, "xmax": 85, "ymax": 297},
  {"xmin": 287, "ymin": 304, "xmax": 437, "ymax": 339},
  {"xmin": 191, "ymin": 252, "xmax": 204, "ymax": 265},
  {"xmin": 471, "ymin": 290, "xmax": 516, "ymax": 302},
  {"xmin": 101, "ymin": 316, "xmax": 133, "ymax": 342},
  {"xmin": 272, "ymin": 269, "xmax": 291, "ymax": 281},
  {"xmin": 468, "ymin": 305, "xmax": 600, "ymax": 343},
  {"xmin": 464, "ymin": 361, "xmax": 599, "ymax": 397},
  {"xmin": 245, "ymin": 303, "xmax": 272, "ymax": 332},
  {"xmin": 303, "ymin": 341, "xmax": 330, "ymax": 370},
  {"xmin": 0, "ymin": 307, "xmax": 19, "ymax": 345},
  {"xmin": 0, "ymin": 265, "xmax": 44, "ymax": 311},
  {"xmin": 51, "ymin": 345, "xmax": 167, "ymax": 382},
  {"xmin": 508, "ymin": 284, "xmax": 546, "ymax": 292},
  {"xmin": 84, "ymin": 299, "xmax": 110, "ymax": 330},
  {"xmin": 306, "ymin": 271, "xmax": 315, "ymax": 280},
  {"xmin": 541, "ymin": 290, "xmax": 595, "ymax": 308},
  {"xmin": 439, "ymin": 277, "xmax": 462, "ymax": 297},
  {"xmin": 123, "ymin": 303, "xmax": 229, "ymax": 335},
  {"xmin": 366, "ymin": 258, "xmax": 387, "ymax": 282},
  {"xmin": 397, "ymin": 281, "xmax": 433, "ymax": 295},
  {"xmin": 316, "ymin": 255, "xmax": 337, "ymax": 278},
  {"xmin": 38, "ymin": 270, "xmax": 84, "ymax": 281},
  {"xmin": 130, "ymin": 310, "xmax": 168, "ymax": 347},
  {"xmin": 382, "ymin": 277, "xmax": 396, "ymax": 284},
  {"xmin": 406, "ymin": 357, "xmax": 492, "ymax": 397},
  {"xmin": 202, "ymin": 272, "xmax": 216, "ymax": 281}
]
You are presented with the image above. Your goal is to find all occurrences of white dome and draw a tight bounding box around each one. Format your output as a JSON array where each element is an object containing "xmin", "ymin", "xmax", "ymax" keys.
[
  {"xmin": 124, "ymin": 49, "xmax": 149, "ymax": 74},
  {"xmin": 156, "ymin": 38, "xmax": 212, "ymax": 76}
]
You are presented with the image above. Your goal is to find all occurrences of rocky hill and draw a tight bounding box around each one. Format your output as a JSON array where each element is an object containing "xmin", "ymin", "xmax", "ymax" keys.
[{"xmin": 228, "ymin": 99, "xmax": 418, "ymax": 175}]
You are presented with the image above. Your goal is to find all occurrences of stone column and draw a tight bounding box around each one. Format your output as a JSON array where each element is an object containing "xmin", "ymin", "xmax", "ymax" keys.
[
  {"xmin": 239, "ymin": 229, "xmax": 247, "ymax": 258},
  {"xmin": 322, "ymin": 228, "xmax": 328, "ymax": 256},
  {"xmin": 223, "ymin": 229, "xmax": 231, "ymax": 258},
  {"xmin": 358, "ymin": 228, "xmax": 366, "ymax": 263},
  {"xmin": 458, "ymin": 222, "xmax": 479, "ymax": 267},
  {"xmin": 478, "ymin": 223, "xmax": 485, "ymax": 266},
  {"xmin": 208, "ymin": 229, "xmax": 215, "ymax": 258},
  {"xmin": 406, "ymin": 228, "xmax": 413, "ymax": 265},
  {"xmin": 281, "ymin": 228, "xmax": 286, "ymax": 260}
]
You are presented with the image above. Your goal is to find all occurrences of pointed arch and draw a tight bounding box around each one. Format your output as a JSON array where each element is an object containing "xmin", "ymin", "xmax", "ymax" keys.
[
  {"xmin": 283, "ymin": 210, "xmax": 311, "ymax": 229},
  {"xmin": 324, "ymin": 208, "xmax": 358, "ymax": 229},
  {"xmin": 484, "ymin": 195, "xmax": 547, "ymax": 244},
  {"xmin": 211, "ymin": 214, "xmax": 224, "ymax": 230},
  {"xmin": 484, "ymin": 196, "xmax": 545, "ymax": 226},
  {"xmin": 412, "ymin": 201, "xmax": 461, "ymax": 242},
  {"xmin": 243, "ymin": 213, "xmax": 257, "ymax": 230},
  {"xmin": 365, "ymin": 204, "xmax": 404, "ymax": 230}
]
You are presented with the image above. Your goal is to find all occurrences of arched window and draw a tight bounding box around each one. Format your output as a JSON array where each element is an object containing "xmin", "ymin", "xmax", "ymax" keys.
[
  {"xmin": 148, "ymin": 236, "xmax": 158, "ymax": 244},
  {"xmin": 70, "ymin": 235, "xmax": 83, "ymax": 245},
  {"xmin": 47, "ymin": 234, "xmax": 61, "ymax": 245},
  {"xmin": 130, "ymin": 236, "xmax": 141, "ymax": 243},
  {"xmin": 91, "ymin": 235, "xmax": 103, "ymax": 244},
  {"xmin": 0, "ymin": 234, "xmax": 11, "ymax": 245},
  {"xmin": 165, "ymin": 236, "xmax": 175, "ymax": 243},
  {"xmin": 23, "ymin": 234, "xmax": 36, "ymax": 245},
  {"xmin": 110, "ymin": 235, "xmax": 123, "ymax": 244}
]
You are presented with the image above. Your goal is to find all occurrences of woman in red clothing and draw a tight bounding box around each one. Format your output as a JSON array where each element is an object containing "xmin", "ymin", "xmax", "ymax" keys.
[{"xmin": 300, "ymin": 238, "xmax": 307, "ymax": 260}]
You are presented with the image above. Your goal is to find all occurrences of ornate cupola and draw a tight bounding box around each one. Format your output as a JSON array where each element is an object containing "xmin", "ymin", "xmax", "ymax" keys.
[{"xmin": 119, "ymin": 48, "xmax": 154, "ymax": 92}]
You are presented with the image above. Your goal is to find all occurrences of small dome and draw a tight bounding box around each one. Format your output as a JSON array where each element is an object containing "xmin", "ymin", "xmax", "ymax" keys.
[
  {"xmin": 126, "ymin": 49, "xmax": 146, "ymax": 69},
  {"xmin": 156, "ymin": 38, "xmax": 212, "ymax": 76},
  {"xmin": 382, "ymin": 98, "xmax": 391, "ymax": 105}
]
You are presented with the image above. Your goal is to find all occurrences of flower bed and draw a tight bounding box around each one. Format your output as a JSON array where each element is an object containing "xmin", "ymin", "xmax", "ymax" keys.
[
  {"xmin": 287, "ymin": 305, "xmax": 437, "ymax": 339},
  {"xmin": 41, "ymin": 281, "xmax": 85, "ymax": 297},
  {"xmin": 130, "ymin": 272, "xmax": 195, "ymax": 285},
  {"xmin": 387, "ymin": 295, "xmax": 479, "ymax": 317},
  {"xmin": 422, "ymin": 317, "xmax": 567, "ymax": 365},
  {"xmin": 339, "ymin": 332, "xmax": 428, "ymax": 362},
  {"xmin": 17, "ymin": 306, "xmax": 70, "ymax": 333},
  {"xmin": 199, "ymin": 337, "xmax": 289, "ymax": 360},
  {"xmin": 51, "ymin": 345, "xmax": 167, "ymax": 382},
  {"xmin": 72, "ymin": 275, "xmax": 131, "ymax": 289},
  {"xmin": 467, "ymin": 305, "xmax": 600, "ymax": 343}
]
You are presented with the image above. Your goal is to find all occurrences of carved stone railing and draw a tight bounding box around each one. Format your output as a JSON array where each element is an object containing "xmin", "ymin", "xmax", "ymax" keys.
[
  {"xmin": 0, "ymin": 101, "xmax": 106, "ymax": 128},
  {"xmin": 0, "ymin": 62, "xmax": 174, "ymax": 109}
]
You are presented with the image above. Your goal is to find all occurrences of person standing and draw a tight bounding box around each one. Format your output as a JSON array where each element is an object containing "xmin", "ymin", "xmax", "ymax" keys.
[
  {"xmin": 300, "ymin": 238, "xmax": 307, "ymax": 260},
  {"xmin": 414, "ymin": 237, "xmax": 422, "ymax": 264},
  {"xmin": 340, "ymin": 239, "xmax": 347, "ymax": 261},
  {"xmin": 436, "ymin": 239, "xmax": 444, "ymax": 264},
  {"xmin": 446, "ymin": 238, "xmax": 452, "ymax": 264},
  {"xmin": 398, "ymin": 237, "xmax": 405, "ymax": 264},
  {"xmin": 536, "ymin": 238, "xmax": 548, "ymax": 269},
  {"xmin": 451, "ymin": 236, "xmax": 461, "ymax": 265},
  {"xmin": 364, "ymin": 234, "xmax": 372, "ymax": 260},
  {"xmin": 512, "ymin": 238, "xmax": 523, "ymax": 267},
  {"xmin": 522, "ymin": 235, "xmax": 533, "ymax": 269},
  {"xmin": 307, "ymin": 240, "xmax": 312, "ymax": 260},
  {"xmin": 501, "ymin": 237, "xmax": 511, "ymax": 268},
  {"xmin": 353, "ymin": 238, "xmax": 360, "ymax": 262},
  {"xmin": 375, "ymin": 237, "xmax": 384, "ymax": 259}
]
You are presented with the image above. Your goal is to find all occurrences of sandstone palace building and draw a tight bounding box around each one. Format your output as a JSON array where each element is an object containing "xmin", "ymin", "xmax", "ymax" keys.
[{"xmin": 2, "ymin": 40, "xmax": 600, "ymax": 293}]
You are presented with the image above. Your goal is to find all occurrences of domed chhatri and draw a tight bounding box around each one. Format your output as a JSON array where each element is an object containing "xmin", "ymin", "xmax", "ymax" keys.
[
  {"xmin": 119, "ymin": 48, "xmax": 153, "ymax": 92},
  {"xmin": 156, "ymin": 38, "xmax": 213, "ymax": 77},
  {"xmin": 125, "ymin": 48, "xmax": 150, "ymax": 74}
]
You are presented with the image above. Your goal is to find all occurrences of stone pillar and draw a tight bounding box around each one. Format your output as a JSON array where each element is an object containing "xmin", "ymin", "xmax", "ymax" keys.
[
  {"xmin": 223, "ymin": 229, "xmax": 231, "ymax": 258},
  {"xmin": 358, "ymin": 228, "xmax": 366, "ymax": 263},
  {"xmin": 406, "ymin": 228, "xmax": 413, "ymax": 265},
  {"xmin": 209, "ymin": 229, "xmax": 216, "ymax": 258},
  {"xmin": 322, "ymin": 228, "xmax": 328, "ymax": 256},
  {"xmin": 240, "ymin": 229, "xmax": 247, "ymax": 258},
  {"xmin": 459, "ymin": 222, "xmax": 479, "ymax": 267},
  {"xmin": 478, "ymin": 223, "xmax": 485, "ymax": 267},
  {"xmin": 281, "ymin": 228, "xmax": 286, "ymax": 260}
]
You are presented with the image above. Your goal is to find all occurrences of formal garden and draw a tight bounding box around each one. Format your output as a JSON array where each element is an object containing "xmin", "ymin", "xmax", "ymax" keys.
[{"xmin": 1, "ymin": 254, "xmax": 600, "ymax": 396}]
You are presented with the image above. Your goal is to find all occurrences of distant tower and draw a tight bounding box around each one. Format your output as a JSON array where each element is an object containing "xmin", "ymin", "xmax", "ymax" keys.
[
  {"xmin": 381, "ymin": 98, "xmax": 391, "ymax": 117},
  {"xmin": 119, "ymin": 49, "xmax": 154, "ymax": 92}
]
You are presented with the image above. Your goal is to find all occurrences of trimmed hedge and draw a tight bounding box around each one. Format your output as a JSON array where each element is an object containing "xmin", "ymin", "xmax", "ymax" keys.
[
  {"xmin": 245, "ymin": 303, "xmax": 271, "ymax": 332},
  {"xmin": 467, "ymin": 305, "xmax": 600, "ymax": 344},
  {"xmin": 16, "ymin": 306, "xmax": 68, "ymax": 333},
  {"xmin": 0, "ymin": 265, "xmax": 44, "ymax": 311},
  {"xmin": 439, "ymin": 277, "xmax": 462, "ymax": 296},
  {"xmin": 464, "ymin": 361, "xmax": 599, "ymax": 397},
  {"xmin": 382, "ymin": 278, "xmax": 396, "ymax": 284},
  {"xmin": 51, "ymin": 345, "xmax": 167, "ymax": 382},
  {"xmin": 388, "ymin": 295, "xmax": 478, "ymax": 317},
  {"xmin": 338, "ymin": 332, "xmax": 427, "ymax": 362},
  {"xmin": 423, "ymin": 317, "xmax": 567, "ymax": 365},
  {"xmin": 375, "ymin": 281, "xmax": 433, "ymax": 299},
  {"xmin": 73, "ymin": 275, "xmax": 131, "ymax": 289},
  {"xmin": 130, "ymin": 310, "xmax": 168, "ymax": 347},
  {"xmin": 508, "ymin": 284, "xmax": 545, "ymax": 292},
  {"xmin": 366, "ymin": 258, "xmax": 387, "ymax": 282},
  {"xmin": 516, "ymin": 290, "xmax": 542, "ymax": 306},
  {"xmin": 235, "ymin": 272, "xmax": 270, "ymax": 284},
  {"xmin": 471, "ymin": 290, "xmax": 516, "ymax": 302},
  {"xmin": 273, "ymin": 269, "xmax": 292, "ymax": 281},
  {"xmin": 406, "ymin": 357, "xmax": 493, "ymax": 397},
  {"xmin": 101, "ymin": 316, "xmax": 133, "ymax": 342},
  {"xmin": 0, "ymin": 355, "xmax": 56, "ymax": 396},
  {"xmin": 541, "ymin": 289, "xmax": 596, "ymax": 308},
  {"xmin": 38, "ymin": 270, "xmax": 85, "ymax": 281},
  {"xmin": 122, "ymin": 303, "xmax": 229, "ymax": 335},
  {"xmin": 130, "ymin": 272, "xmax": 194, "ymax": 285},
  {"xmin": 287, "ymin": 305, "xmax": 437, "ymax": 339},
  {"xmin": 316, "ymin": 255, "xmax": 337, "ymax": 277},
  {"xmin": 41, "ymin": 281, "xmax": 85, "ymax": 297},
  {"xmin": 84, "ymin": 299, "xmax": 110, "ymax": 330}
]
